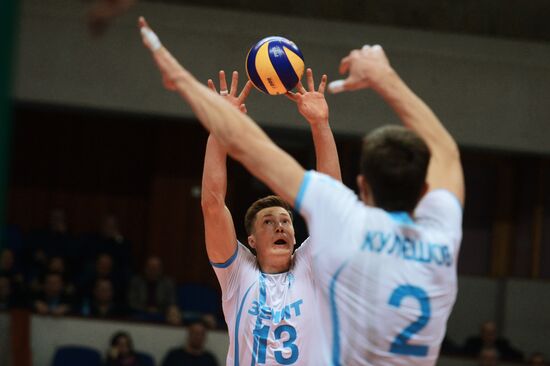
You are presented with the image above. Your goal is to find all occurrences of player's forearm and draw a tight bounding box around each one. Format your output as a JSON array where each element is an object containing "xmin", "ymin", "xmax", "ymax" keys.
[
  {"xmin": 201, "ymin": 138, "xmax": 239, "ymax": 264},
  {"xmin": 201, "ymin": 135, "xmax": 228, "ymax": 211},
  {"xmin": 373, "ymin": 69, "xmax": 459, "ymax": 157},
  {"xmin": 310, "ymin": 122, "xmax": 342, "ymax": 181}
]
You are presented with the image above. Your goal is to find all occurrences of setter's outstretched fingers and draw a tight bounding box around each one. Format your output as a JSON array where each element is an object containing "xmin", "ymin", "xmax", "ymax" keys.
[
  {"xmin": 237, "ymin": 81, "xmax": 254, "ymax": 105},
  {"xmin": 306, "ymin": 68, "xmax": 315, "ymax": 92},
  {"xmin": 218, "ymin": 70, "xmax": 228, "ymax": 95},
  {"xmin": 318, "ymin": 74, "xmax": 328, "ymax": 94},
  {"xmin": 230, "ymin": 71, "xmax": 239, "ymax": 97},
  {"xmin": 207, "ymin": 79, "xmax": 217, "ymax": 93}
]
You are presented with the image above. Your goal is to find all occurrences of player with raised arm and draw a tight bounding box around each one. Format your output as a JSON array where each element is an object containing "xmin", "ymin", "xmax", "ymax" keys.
[
  {"xmin": 140, "ymin": 19, "xmax": 464, "ymax": 366},
  {"xmin": 201, "ymin": 65, "xmax": 339, "ymax": 365}
]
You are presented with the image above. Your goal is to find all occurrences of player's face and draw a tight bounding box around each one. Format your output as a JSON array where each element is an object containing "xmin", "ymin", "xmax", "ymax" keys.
[{"xmin": 248, "ymin": 206, "xmax": 295, "ymax": 272}]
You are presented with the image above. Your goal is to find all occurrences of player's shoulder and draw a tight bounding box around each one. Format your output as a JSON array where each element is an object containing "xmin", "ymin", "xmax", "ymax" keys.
[
  {"xmin": 414, "ymin": 189, "xmax": 463, "ymax": 240},
  {"xmin": 418, "ymin": 189, "xmax": 463, "ymax": 212}
]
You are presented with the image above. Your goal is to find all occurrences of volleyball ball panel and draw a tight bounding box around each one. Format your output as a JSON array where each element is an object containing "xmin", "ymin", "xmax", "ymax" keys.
[{"xmin": 246, "ymin": 36, "xmax": 305, "ymax": 95}]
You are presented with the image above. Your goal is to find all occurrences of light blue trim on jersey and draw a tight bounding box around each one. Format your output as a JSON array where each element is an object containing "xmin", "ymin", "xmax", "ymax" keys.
[
  {"xmin": 250, "ymin": 274, "xmax": 268, "ymax": 366},
  {"xmin": 259, "ymin": 274, "xmax": 267, "ymax": 303},
  {"xmin": 210, "ymin": 244, "xmax": 239, "ymax": 268},
  {"xmin": 388, "ymin": 212, "xmax": 415, "ymax": 226},
  {"xmin": 294, "ymin": 171, "xmax": 313, "ymax": 212},
  {"xmin": 234, "ymin": 282, "xmax": 255, "ymax": 366},
  {"xmin": 329, "ymin": 260, "xmax": 351, "ymax": 366}
]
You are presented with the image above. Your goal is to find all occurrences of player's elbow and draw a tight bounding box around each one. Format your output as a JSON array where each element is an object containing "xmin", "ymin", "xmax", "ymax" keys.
[
  {"xmin": 434, "ymin": 137, "xmax": 460, "ymax": 164},
  {"xmin": 446, "ymin": 140, "xmax": 461, "ymax": 162}
]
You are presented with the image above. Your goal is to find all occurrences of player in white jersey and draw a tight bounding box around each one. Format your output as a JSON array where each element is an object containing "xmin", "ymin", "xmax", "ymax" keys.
[
  {"xmin": 139, "ymin": 19, "xmax": 464, "ymax": 366},
  {"xmin": 201, "ymin": 68, "xmax": 340, "ymax": 365}
]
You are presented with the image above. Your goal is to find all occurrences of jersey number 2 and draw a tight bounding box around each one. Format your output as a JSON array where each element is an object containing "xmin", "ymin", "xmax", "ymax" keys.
[{"xmin": 388, "ymin": 285, "xmax": 431, "ymax": 357}]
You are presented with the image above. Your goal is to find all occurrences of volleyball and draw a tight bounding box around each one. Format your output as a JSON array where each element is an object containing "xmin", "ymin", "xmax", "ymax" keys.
[{"xmin": 245, "ymin": 36, "xmax": 305, "ymax": 95}]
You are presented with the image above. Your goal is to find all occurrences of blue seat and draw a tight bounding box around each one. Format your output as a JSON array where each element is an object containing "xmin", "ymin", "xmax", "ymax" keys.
[
  {"xmin": 136, "ymin": 351, "xmax": 155, "ymax": 366},
  {"xmin": 51, "ymin": 345, "xmax": 102, "ymax": 366}
]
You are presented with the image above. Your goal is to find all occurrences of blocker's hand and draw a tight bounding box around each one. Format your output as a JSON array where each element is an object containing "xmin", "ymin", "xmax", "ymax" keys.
[
  {"xmin": 328, "ymin": 44, "xmax": 393, "ymax": 93},
  {"xmin": 207, "ymin": 70, "xmax": 253, "ymax": 114},
  {"xmin": 285, "ymin": 68, "xmax": 329, "ymax": 126}
]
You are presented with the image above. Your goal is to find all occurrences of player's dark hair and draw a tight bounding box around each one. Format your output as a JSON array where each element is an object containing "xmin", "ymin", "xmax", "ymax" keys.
[
  {"xmin": 244, "ymin": 195, "xmax": 293, "ymax": 235},
  {"xmin": 360, "ymin": 125, "xmax": 430, "ymax": 212}
]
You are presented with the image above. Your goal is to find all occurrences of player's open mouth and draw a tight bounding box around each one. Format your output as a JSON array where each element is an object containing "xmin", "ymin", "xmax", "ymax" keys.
[{"xmin": 274, "ymin": 239, "xmax": 287, "ymax": 245}]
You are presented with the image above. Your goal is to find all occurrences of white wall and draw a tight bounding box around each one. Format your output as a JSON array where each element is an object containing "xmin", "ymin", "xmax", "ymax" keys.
[
  {"xmin": 446, "ymin": 276, "xmax": 550, "ymax": 356},
  {"xmin": 504, "ymin": 279, "xmax": 550, "ymax": 355},
  {"xmin": 446, "ymin": 276, "xmax": 500, "ymax": 344},
  {"xmin": 31, "ymin": 315, "xmax": 229, "ymax": 366},
  {"xmin": 14, "ymin": 0, "xmax": 550, "ymax": 154}
]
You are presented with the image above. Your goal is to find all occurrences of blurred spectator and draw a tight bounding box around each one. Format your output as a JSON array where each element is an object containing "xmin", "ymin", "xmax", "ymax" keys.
[
  {"xmin": 24, "ymin": 209, "xmax": 77, "ymax": 277},
  {"xmin": 529, "ymin": 353, "xmax": 547, "ymax": 366},
  {"xmin": 0, "ymin": 275, "xmax": 14, "ymax": 310},
  {"xmin": 161, "ymin": 320, "xmax": 219, "ymax": 366},
  {"xmin": 128, "ymin": 256, "xmax": 175, "ymax": 318},
  {"xmin": 0, "ymin": 248, "xmax": 24, "ymax": 284},
  {"xmin": 82, "ymin": 278, "xmax": 125, "ymax": 318},
  {"xmin": 84, "ymin": 214, "xmax": 132, "ymax": 282},
  {"xmin": 50, "ymin": 208, "xmax": 68, "ymax": 234},
  {"xmin": 0, "ymin": 248, "xmax": 26, "ymax": 300},
  {"xmin": 165, "ymin": 305, "xmax": 183, "ymax": 326},
  {"xmin": 105, "ymin": 331, "xmax": 142, "ymax": 366},
  {"xmin": 33, "ymin": 272, "xmax": 72, "ymax": 316},
  {"xmin": 462, "ymin": 321, "xmax": 524, "ymax": 362},
  {"xmin": 201, "ymin": 314, "xmax": 217, "ymax": 330},
  {"xmin": 29, "ymin": 255, "xmax": 73, "ymax": 297},
  {"xmin": 479, "ymin": 348, "xmax": 499, "ymax": 366},
  {"xmin": 78, "ymin": 253, "xmax": 126, "ymax": 305}
]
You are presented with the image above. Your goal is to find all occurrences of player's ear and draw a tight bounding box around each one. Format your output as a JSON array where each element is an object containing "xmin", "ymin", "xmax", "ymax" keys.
[
  {"xmin": 247, "ymin": 235, "xmax": 256, "ymax": 249},
  {"xmin": 357, "ymin": 174, "xmax": 368, "ymax": 203},
  {"xmin": 357, "ymin": 174, "xmax": 375, "ymax": 206}
]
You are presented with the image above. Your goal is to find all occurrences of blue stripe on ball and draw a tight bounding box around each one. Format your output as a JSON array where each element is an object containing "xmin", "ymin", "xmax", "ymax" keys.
[
  {"xmin": 282, "ymin": 40, "xmax": 304, "ymax": 60},
  {"xmin": 246, "ymin": 45, "xmax": 268, "ymax": 94},
  {"xmin": 268, "ymin": 40, "xmax": 299, "ymax": 92}
]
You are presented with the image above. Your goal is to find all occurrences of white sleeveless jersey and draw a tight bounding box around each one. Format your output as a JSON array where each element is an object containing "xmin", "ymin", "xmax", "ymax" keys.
[
  {"xmin": 212, "ymin": 239, "xmax": 326, "ymax": 366},
  {"xmin": 295, "ymin": 171, "xmax": 463, "ymax": 366}
]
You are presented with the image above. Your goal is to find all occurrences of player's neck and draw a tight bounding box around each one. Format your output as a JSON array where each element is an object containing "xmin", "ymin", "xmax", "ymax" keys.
[{"xmin": 258, "ymin": 256, "xmax": 292, "ymax": 274}]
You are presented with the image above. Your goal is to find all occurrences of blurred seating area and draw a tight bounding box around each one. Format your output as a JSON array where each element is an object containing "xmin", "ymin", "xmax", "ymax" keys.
[{"xmin": 0, "ymin": 210, "xmax": 222, "ymax": 328}]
